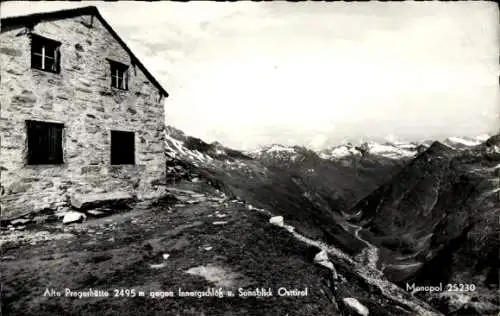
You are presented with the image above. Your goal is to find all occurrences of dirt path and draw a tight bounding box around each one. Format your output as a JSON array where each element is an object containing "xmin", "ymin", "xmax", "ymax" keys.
[{"xmin": 340, "ymin": 220, "xmax": 380, "ymax": 271}]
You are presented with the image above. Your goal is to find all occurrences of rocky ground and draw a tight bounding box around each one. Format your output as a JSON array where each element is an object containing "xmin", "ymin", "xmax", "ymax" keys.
[{"xmin": 1, "ymin": 180, "xmax": 443, "ymax": 316}]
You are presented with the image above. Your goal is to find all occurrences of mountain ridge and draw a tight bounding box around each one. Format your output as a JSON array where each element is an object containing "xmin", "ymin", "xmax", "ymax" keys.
[
  {"xmin": 347, "ymin": 136, "xmax": 499, "ymax": 315},
  {"xmin": 162, "ymin": 125, "xmax": 448, "ymax": 315},
  {"xmin": 247, "ymin": 135, "xmax": 493, "ymax": 162},
  {"xmin": 163, "ymin": 125, "xmax": 499, "ymax": 315}
]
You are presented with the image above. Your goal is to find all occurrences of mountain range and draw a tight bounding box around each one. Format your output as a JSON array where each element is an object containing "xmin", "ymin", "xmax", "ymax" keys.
[
  {"xmin": 164, "ymin": 126, "xmax": 499, "ymax": 316},
  {"xmin": 250, "ymin": 135, "xmax": 491, "ymax": 162}
]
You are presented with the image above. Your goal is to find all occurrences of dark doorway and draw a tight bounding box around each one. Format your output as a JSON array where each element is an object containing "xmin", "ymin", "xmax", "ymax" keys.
[{"xmin": 110, "ymin": 130, "xmax": 135, "ymax": 165}]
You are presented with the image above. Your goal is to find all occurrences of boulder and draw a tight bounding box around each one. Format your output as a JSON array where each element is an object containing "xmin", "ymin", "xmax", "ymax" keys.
[
  {"xmin": 212, "ymin": 221, "xmax": 228, "ymax": 225},
  {"xmin": 341, "ymin": 298, "xmax": 369, "ymax": 316},
  {"xmin": 10, "ymin": 218, "xmax": 32, "ymax": 226},
  {"xmin": 189, "ymin": 193, "xmax": 206, "ymax": 198},
  {"xmin": 62, "ymin": 211, "xmax": 87, "ymax": 224},
  {"xmin": 269, "ymin": 216, "xmax": 284, "ymax": 227},
  {"xmin": 86, "ymin": 209, "xmax": 106, "ymax": 217},
  {"xmin": 70, "ymin": 191, "xmax": 136, "ymax": 211},
  {"xmin": 150, "ymin": 263, "xmax": 166, "ymax": 269},
  {"xmin": 314, "ymin": 250, "xmax": 329, "ymax": 263},
  {"xmin": 186, "ymin": 199, "xmax": 202, "ymax": 204},
  {"xmin": 314, "ymin": 250, "xmax": 338, "ymax": 279}
]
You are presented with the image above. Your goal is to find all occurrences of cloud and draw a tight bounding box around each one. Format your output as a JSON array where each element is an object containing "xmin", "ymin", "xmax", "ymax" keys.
[{"xmin": 2, "ymin": 1, "xmax": 498, "ymax": 150}]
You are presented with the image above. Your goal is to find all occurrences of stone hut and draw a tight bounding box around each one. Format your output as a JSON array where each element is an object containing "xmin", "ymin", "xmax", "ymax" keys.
[{"xmin": 0, "ymin": 6, "xmax": 168, "ymax": 219}]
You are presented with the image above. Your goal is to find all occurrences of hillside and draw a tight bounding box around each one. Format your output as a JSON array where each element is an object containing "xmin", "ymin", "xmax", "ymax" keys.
[
  {"xmin": 164, "ymin": 127, "xmax": 499, "ymax": 315},
  {"xmin": 162, "ymin": 126, "xmax": 452, "ymax": 315},
  {"xmin": 349, "ymin": 136, "xmax": 500, "ymax": 315},
  {"xmin": 164, "ymin": 127, "xmax": 409, "ymax": 255},
  {"xmin": 248, "ymin": 142, "xmax": 410, "ymax": 211},
  {"xmin": 1, "ymin": 187, "xmax": 361, "ymax": 316}
]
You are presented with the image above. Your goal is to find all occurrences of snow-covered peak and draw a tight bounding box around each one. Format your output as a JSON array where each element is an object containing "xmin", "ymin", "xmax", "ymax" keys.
[
  {"xmin": 164, "ymin": 132, "xmax": 214, "ymax": 164},
  {"xmin": 443, "ymin": 135, "xmax": 491, "ymax": 149},
  {"xmin": 319, "ymin": 135, "xmax": 494, "ymax": 160},
  {"xmin": 248, "ymin": 144, "xmax": 302, "ymax": 162},
  {"xmin": 249, "ymin": 144, "xmax": 298, "ymax": 156},
  {"xmin": 164, "ymin": 125, "xmax": 495, "ymax": 166},
  {"xmin": 366, "ymin": 142, "xmax": 419, "ymax": 159},
  {"xmin": 445, "ymin": 137, "xmax": 479, "ymax": 147},
  {"xmin": 319, "ymin": 140, "xmax": 426, "ymax": 160},
  {"xmin": 318, "ymin": 144, "xmax": 361, "ymax": 160},
  {"xmin": 264, "ymin": 144, "xmax": 297, "ymax": 154},
  {"xmin": 164, "ymin": 129, "xmax": 255, "ymax": 174}
]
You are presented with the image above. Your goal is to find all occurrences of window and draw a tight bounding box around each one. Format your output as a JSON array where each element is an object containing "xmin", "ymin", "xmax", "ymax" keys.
[
  {"xmin": 109, "ymin": 60, "xmax": 129, "ymax": 90},
  {"xmin": 31, "ymin": 35, "xmax": 61, "ymax": 73},
  {"xmin": 26, "ymin": 120, "xmax": 64, "ymax": 165},
  {"xmin": 110, "ymin": 130, "xmax": 135, "ymax": 165}
]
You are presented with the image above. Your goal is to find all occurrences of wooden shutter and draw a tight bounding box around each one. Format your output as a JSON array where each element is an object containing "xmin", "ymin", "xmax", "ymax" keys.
[
  {"xmin": 30, "ymin": 37, "xmax": 43, "ymax": 70},
  {"xmin": 53, "ymin": 46, "xmax": 61, "ymax": 73},
  {"xmin": 124, "ymin": 68, "xmax": 129, "ymax": 90},
  {"xmin": 27, "ymin": 121, "xmax": 42, "ymax": 164},
  {"xmin": 47, "ymin": 124, "xmax": 63, "ymax": 163}
]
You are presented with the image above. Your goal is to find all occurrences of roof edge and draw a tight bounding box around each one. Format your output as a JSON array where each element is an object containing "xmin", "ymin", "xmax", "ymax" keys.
[{"xmin": 1, "ymin": 6, "xmax": 169, "ymax": 97}]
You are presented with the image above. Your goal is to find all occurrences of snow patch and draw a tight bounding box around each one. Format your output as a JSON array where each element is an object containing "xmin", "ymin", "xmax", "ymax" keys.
[
  {"xmin": 185, "ymin": 264, "xmax": 239, "ymax": 288},
  {"xmin": 342, "ymin": 298, "xmax": 370, "ymax": 316}
]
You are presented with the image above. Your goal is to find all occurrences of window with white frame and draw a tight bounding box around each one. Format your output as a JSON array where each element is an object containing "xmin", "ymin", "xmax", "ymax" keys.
[
  {"xmin": 109, "ymin": 60, "xmax": 129, "ymax": 90},
  {"xmin": 31, "ymin": 34, "xmax": 61, "ymax": 73}
]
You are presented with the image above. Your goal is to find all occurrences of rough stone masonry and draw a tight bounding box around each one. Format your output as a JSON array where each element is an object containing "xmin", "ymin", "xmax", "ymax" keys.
[{"xmin": 0, "ymin": 8, "xmax": 168, "ymax": 219}]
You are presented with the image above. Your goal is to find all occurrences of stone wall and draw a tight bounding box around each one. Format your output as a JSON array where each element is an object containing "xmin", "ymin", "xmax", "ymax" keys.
[{"xmin": 0, "ymin": 14, "xmax": 167, "ymax": 219}]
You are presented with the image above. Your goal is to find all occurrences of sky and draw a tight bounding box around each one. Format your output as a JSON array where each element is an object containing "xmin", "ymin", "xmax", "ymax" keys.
[{"xmin": 2, "ymin": 1, "xmax": 499, "ymax": 150}]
